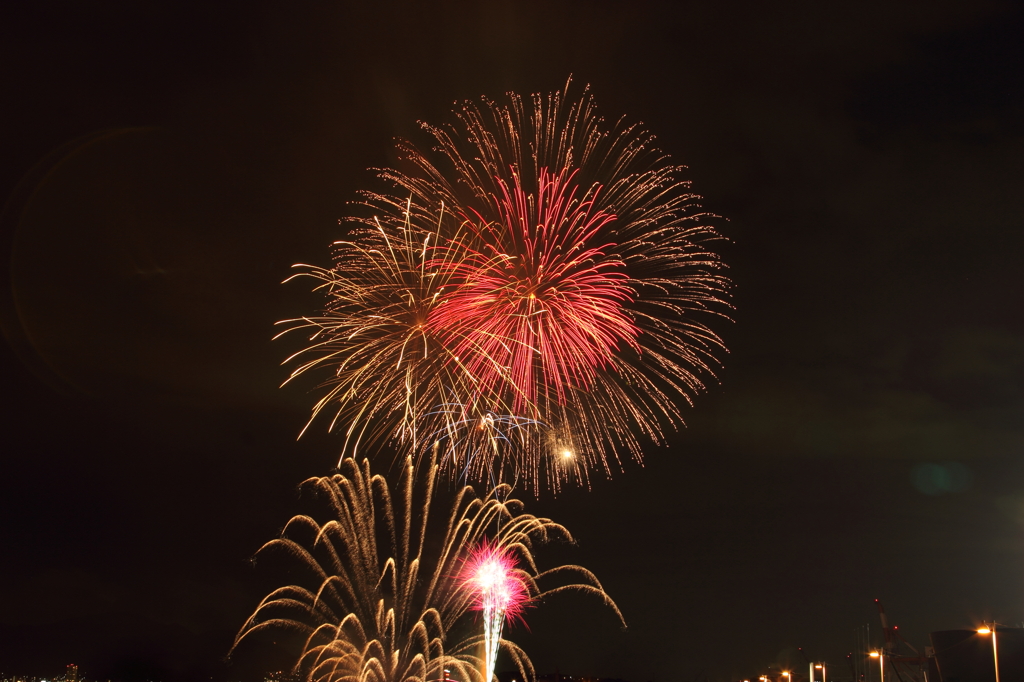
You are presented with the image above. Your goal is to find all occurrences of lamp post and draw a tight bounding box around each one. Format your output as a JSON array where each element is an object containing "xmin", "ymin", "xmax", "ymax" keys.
[
  {"xmin": 978, "ymin": 625, "xmax": 1000, "ymax": 682},
  {"xmin": 869, "ymin": 651, "xmax": 884, "ymax": 682}
]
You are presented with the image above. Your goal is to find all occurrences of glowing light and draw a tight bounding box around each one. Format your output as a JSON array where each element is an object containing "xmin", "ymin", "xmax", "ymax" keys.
[
  {"xmin": 562, "ymin": 450, "xmax": 573, "ymax": 458},
  {"xmin": 869, "ymin": 652, "xmax": 881, "ymax": 658},
  {"xmin": 978, "ymin": 627, "xmax": 992, "ymax": 634}
]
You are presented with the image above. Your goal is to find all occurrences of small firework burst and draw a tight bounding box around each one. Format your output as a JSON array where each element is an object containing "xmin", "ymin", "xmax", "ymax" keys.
[{"xmin": 463, "ymin": 542, "xmax": 530, "ymax": 682}]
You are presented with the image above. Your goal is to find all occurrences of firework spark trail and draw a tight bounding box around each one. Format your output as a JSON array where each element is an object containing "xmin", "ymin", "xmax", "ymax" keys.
[
  {"xmin": 425, "ymin": 405, "xmax": 544, "ymax": 487},
  {"xmin": 277, "ymin": 204, "xmax": 507, "ymax": 462},
  {"xmin": 232, "ymin": 451, "xmax": 623, "ymax": 682}
]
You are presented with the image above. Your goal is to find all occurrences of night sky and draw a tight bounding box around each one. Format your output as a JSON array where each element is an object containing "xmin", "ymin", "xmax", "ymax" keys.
[{"xmin": 2, "ymin": 1, "xmax": 1023, "ymax": 681}]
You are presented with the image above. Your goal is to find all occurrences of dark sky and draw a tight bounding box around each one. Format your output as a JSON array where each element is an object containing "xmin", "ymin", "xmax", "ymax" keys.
[{"xmin": 2, "ymin": 1, "xmax": 1023, "ymax": 681}]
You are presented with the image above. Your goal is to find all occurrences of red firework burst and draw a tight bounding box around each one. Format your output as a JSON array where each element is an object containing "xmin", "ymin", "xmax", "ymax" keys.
[
  {"xmin": 462, "ymin": 540, "xmax": 531, "ymax": 622},
  {"xmin": 429, "ymin": 167, "xmax": 639, "ymax": 414}
]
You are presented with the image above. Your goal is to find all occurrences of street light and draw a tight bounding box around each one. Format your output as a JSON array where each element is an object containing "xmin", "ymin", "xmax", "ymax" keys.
[
  {"xmin": 869, "ymin": 651, "xmax": 884, "ymax": 682},
  {"xmin": 978, "ymin": 624, "xmax": 1000, "ymax": 682}
]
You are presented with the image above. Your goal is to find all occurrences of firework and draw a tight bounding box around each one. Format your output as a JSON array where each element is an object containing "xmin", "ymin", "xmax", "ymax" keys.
[
  {"xmin": 232, "ymin": 451, "xmax": 623, "ymax": 682},
  {"xmin": 463, "ymin": 543, "xmax": 529, "ymax": 682},
  {"xmin": 284, "ymin": 80, "xmax": 730, "ymax": 491},
  {"xmin": 425, "ymin": 404, "xmax": 549, "ymax": 489},
  {"xmin": 431, "ymin": 166, "xmax": 639, "ymax": 411},
  {"xmin": 278, "ymin": 204, "xmax": 491, "ymax": 456},
  {"xmin": 387, "ymin": 81, "xmax": 731, "ymax": 488}
]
